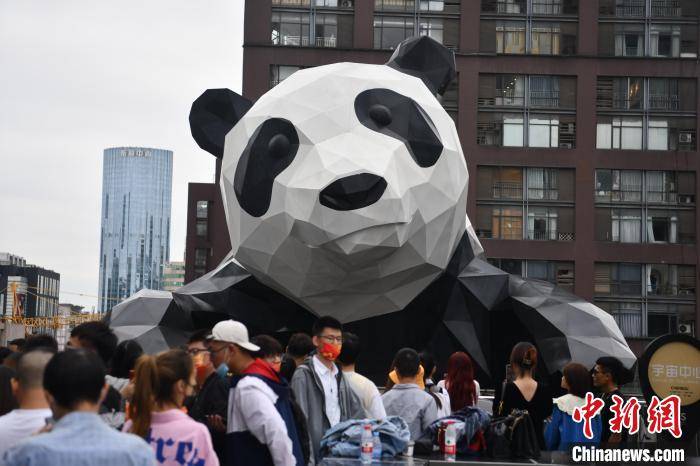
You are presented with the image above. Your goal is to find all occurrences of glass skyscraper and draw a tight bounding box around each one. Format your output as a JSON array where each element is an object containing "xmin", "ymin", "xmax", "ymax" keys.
[{"xmin": 98, "ymin": 147, "xmax": 172, "ymax": 313}]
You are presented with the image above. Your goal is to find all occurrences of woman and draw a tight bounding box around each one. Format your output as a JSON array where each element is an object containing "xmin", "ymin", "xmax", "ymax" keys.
[
  {"xmin": 545, "ymin": 362, "xmax": 602, "ymax": 451},
  {"xmin": 492, "ymin": 342, "xmax": 552, "ymax": 450},
  {"xmin": 108, "ymin": 339, "xmax": 143, "ymax": 400},
  {"xmin": 438, "ymin": 352, "xmax": 479, "ymax": 412},
  {"xmin": 419, "ymin": 351, "xmax": 451, "ymax": 418},
  {"xmin": 124, "ymin": 349, "xmax": 219, "ymax": 466},
  {"xmin": 0, "ymin": 366, "xmax": 18, "ymax": 416}
]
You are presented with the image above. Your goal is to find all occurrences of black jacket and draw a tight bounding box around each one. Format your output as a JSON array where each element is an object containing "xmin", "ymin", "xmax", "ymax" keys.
[{"xmin": 187, "ymin": 372, "xmax": 229, "ymax": 462}]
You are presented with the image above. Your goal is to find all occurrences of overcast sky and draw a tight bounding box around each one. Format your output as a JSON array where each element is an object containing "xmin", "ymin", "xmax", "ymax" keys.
[{"xmin": 0, "ymin": 1, "xmax": 244, "ymax": 310}]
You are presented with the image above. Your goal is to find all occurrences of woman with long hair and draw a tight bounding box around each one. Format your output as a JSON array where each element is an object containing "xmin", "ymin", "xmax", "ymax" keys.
[
  {"xmin": 492, "ymin": 342, "xmax": 552, "ymax": 450},
  {"xmin": 124, "ymin": 349, "xmax": 219, "ymax": 466},
  {"xmin": 545, "ymin": 362, "xmax": 602, "ymax": 450},
  {"xmin": 0, "ymin": 366, "xmax": 18, "ymax": 416},
  {"xmin": 440, "ymin": 352, "xmax": 479, "ymax": 412}
]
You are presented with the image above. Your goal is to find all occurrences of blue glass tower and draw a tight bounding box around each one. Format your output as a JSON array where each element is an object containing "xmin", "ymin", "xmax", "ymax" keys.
[{"xmin": 98, "ymin": 147, "xmax": 173, "ymax": 313}]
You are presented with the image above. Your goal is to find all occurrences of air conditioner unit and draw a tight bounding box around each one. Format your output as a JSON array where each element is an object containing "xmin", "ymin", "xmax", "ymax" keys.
[
  {"xmin": 679, "ymin": 132, "xmax": 693, "ymax": 144},
  {"xmin": 679, "ymin": 195, "xmax": 695, "ymax": 204},
  {"xmin": 678, "ymin": 322, "xmax": 695, "ymax": 336}
]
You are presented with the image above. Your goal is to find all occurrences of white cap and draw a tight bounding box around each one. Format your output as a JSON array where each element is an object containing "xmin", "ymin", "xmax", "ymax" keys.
[{"xmin": 209, "ymin": 320, "xmax": 260, "ymax": 352}]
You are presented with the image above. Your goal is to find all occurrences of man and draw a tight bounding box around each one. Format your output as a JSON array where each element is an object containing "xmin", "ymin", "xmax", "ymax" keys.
[
  {"xmin": 291, "ymin": 316, "xmax": 363, "ymax": 460},
  {"xmin": 23, "ymin": 334, "xmax": 59, "ymax": 353},
  {"xmin": 337, "ymin": 332, "xmax": 386, "ymax": 420},
  {"xmin": 67, "ymin": 321, "xmax": 121, "ymax": 426},
  {"xmin": 186, "ymin": 329, "xmax": 228, "ymax": 463},
  {"xmin": 381, "ymin": 348, "xmax": 438, "ymax": 441},
  {"xmin": 0, "ymin": 350, "xmax": 54, "ymax": 455},
  {"xmin": 209, "ymin": 320, "xmax": 304, "ymax": 466},
  {"xmin": 7, "ymin": 339, "xmax": 25, "ymax": 353},
  {"xmin": 593, "ymin": 356, "xmax": 628, "ymax": 446},
  {"xmin": 279, "ymin": 333, "xmax": 314, "ymax": 382},
  {"xmin": 251, "ymin": 335, "xmax": 284, "ymax": 373},
  {"xmin": 3, "ymin": 349, "xmax": 154, "ymax": 466}
]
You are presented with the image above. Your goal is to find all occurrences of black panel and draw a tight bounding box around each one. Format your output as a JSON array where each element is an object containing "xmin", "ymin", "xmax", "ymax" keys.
[
  {"xmin": 189, "ymin": 88, "xmax": 253, "ymax": 158},
  {"xmin": 233, "ymin": 118, "xmax": 299, "ymax": 217},
  {"xmin": 386, "ymin": 35, "xmax": 457, "ymax": 96},
  {"xmin": 319, "ymin": 173, "xmax": 387, "ymax": 211},
  {"xmin": 355, "ymin": 88, "xmax": 443, "ymax": 168}
]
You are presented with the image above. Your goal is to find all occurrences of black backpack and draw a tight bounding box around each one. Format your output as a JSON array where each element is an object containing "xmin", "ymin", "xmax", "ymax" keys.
[
  {"xmin": 487, "ymin": 408, "xmax": 540, "ymax": 459},
  {"xmin": 487, "ymin": 382, "xmax": 540, "ymax": 460}
]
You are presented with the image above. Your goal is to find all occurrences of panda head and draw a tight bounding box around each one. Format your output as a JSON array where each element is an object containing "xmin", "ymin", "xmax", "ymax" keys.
[{"xmin": 190, "ymin": 37, "xmax": 481, "ymax": 320}]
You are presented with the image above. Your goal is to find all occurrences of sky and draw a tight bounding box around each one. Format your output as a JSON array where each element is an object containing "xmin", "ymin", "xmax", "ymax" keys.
[{"xmin": 0, "ymin": 1, "xmax": 244, "ymax": 311}]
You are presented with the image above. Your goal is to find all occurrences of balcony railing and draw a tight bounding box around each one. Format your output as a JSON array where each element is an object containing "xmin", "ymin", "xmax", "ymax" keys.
[
  {"xmin": 528, "ymin": 230, "xmax": 575, "ymax": 241},
  {"xmin": 648, "ymin": 94, "xmax": 680, "ymax": 110},
  {"xmin": 529, "ymin": 90, "xmax": 560, "ymax": 108},
  {"xmin": 527, "ymin": 187, "xmax": 560, "ymax": 200},
  {"xmin": 492, "ymin": 181, "xmax": 523, "ymax": 199},
  {"xmin": 280, "ymin": 35, "xmax": 337, "ymax": 47},
  {"xmin": 651, "ymin": 0, "xmax": 681, "ymax": 17},
  {"xmin": 616, "ymin": 0, "xmax": 645, "ymax": 16},
  {"xmin": 531, "ymin": 0, "xmax": 562, "ymax": 15},
  {"xmin": 646, "ymin": 191, "xmax": 678, "ymax": 203}
]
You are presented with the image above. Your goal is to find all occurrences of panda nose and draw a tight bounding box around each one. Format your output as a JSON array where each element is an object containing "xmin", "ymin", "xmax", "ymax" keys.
[{"xmin": 320, "ymin": 173, "xmax": 387, "ymax": 211}]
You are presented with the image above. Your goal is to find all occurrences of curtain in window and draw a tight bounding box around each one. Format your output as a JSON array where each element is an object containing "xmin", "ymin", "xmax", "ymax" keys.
[
  {"xmin": 614, "ymin": 303, "xmax": 642, "ymax": 337},
  {"xmin": 646, "ymin": 171, "xmax": 664, "ymax": 202},
  {"xmin": 528, "ymin": 168, "xmax": 545, "ymax": 199},
  {"xmin": 648, "ymin": 119, "xmax": 669, "ymax": 151},
  {"xmin": 613, "ymin": 210, "xmax": 641, "ymax": 242},
  {"xmin": 596, "ymin": 121, "xmax": 612, "ymax": 148},
  {"xmin": 503, "ymin": 114, "xmax": 524, "ymax": 146},
  {"xmin": 621, "ymin": 170, "xmax": 642, "ymax": 201}
]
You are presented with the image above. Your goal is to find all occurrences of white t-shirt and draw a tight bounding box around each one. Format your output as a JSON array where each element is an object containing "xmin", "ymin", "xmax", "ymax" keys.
[
  {"xmin": 438, "ymin": 379, "xmax": 481, "ymax": 405},
  {"xmin": 0, "ymin": 408, "xmax": 52, "ymax": 456},
  {"xmin": 343, "ymin": 371, "xmax": 386, "ymax": 420},
  {"xmin": 312, "ymin": 355, "xmax": 341, "ymax": 426}
]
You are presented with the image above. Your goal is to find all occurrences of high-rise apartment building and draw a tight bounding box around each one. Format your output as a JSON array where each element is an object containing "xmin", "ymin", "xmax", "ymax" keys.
[
  {"xmin": 185, "ymin": 0, "xmax": 699, "ymax": 355},
  {"xmin": 99, "ymin": 147, "xmax": 173, "ymax": 313},
  {"xmin": 162, "ymin": 261, "xmax": 185, "ymax": 292}
]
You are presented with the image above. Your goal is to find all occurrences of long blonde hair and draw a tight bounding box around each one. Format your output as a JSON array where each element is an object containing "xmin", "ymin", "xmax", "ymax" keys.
[{"xmin": 128, "ymin": 349, "xmax": 193, "ymax": 438}]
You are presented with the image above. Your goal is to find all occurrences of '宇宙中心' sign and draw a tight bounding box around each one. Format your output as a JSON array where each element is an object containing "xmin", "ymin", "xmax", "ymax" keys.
[{"xmin": 639, "ymin": 333, "xmax": 700, "ymax": 440}]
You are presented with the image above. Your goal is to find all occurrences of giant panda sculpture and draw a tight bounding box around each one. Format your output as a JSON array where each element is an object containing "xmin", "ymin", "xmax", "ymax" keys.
[{"xmin": 116, "ymin": 36, "xmax": 636, "ymax": 383}]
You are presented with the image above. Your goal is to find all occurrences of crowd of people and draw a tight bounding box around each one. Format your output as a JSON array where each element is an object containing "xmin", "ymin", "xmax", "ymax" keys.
[{"xmin": 0, "ymin": 317, "xmax": 632, "ymax": 465}]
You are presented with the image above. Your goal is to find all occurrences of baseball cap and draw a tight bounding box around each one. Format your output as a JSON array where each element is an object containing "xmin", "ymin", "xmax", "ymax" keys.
[{"xmin": 209, "ymin": 320, "xmax": 260, "ymax": 352}]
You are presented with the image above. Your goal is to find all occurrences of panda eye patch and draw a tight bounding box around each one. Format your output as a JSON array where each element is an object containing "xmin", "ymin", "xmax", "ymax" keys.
[
  {"xmin": 234, "ymin": 118, "xmax": 299, "ymax": 217},
  {"xmin": 355, "ymin": 88, "xmax": 443, "ymax": 168}
]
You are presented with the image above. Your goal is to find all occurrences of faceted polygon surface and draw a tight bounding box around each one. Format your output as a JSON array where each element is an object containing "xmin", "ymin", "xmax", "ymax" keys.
[
  {"xmin": 107, "ymin": 289, "xmax": 191, "ymax": 354},
  {"xmin": 219, "ymin": 60, "xmax": 475, "ymax": 322}
]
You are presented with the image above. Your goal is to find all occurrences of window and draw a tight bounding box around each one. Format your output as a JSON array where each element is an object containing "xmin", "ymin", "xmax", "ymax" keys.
[
  {"xmin": 196, "ymin": 220, "xmax": 208, "ymax": 237},
  {"xmin": 374, "ymin": 1, "xmax": 459, "ymax": 49},
  {"xmin": 196, "ymin": 201, "xmax": 209, "ymax": 219},
  {"xmin": 487, "ymin": 258, "xmax": 523, "ymax": 275},
  {"xmin": 478, "ymin": 74, "xmax": 576, "ymax": 148},
  {"xmin": 596, "ymin": 77, "xmax": 696, "ymax": 151},
  {"xmin": 595, "ymin": 262, "xmax": 696, "ymax": 338},
  {"xmin": 598, "ymin": 3, "xmax": 698, "ymax": 58},
  {"xmin": 526, "ymin": 260, "xmax": 575, "ymax": 291},
  {"xmin": 594, "ymin": 170, "xmax": 695, "ymax": 244},
  {"xmin": 272, "ymin": 3, "xmax": 353, "ymax": 48},
  {"xmin": 480, "ymin": 1, "xmax": 578, "ymax": 55},
  {"xmin": 436, "ymin": 77, "xmax": 459, "ymax": 123},
  {"xmin": 195, "ymin": 248, "xmax": 208, "ymax": 267},
  {"xmin": 270, "ymin": 65, "xmax": 303, "ymax": 88},
  {"xmin": 476, "ymin": 166, "xmax": 575, "ymax": 241}
]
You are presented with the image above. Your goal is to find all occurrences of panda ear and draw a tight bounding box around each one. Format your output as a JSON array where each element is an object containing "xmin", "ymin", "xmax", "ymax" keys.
[
  {"xmin": 385, "ymin": 36, "xmax": 457, "ymax": 96},
  {"xmin": 189, "ymin": 89, "xmax": 253, "ymax": 158}
]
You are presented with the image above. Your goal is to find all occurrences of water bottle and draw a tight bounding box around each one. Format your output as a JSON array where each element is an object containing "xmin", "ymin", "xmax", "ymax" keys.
[
  {"xmin": 372, "ymin": 431, "xmax": 382, "ymax": 460},
  {"xmin": 444, "ymin": 422, "xmax": 457, "ymax": 462},
  {"xmin": 360, "ymin": 423, "xmax": 373, "ymax": 464}
]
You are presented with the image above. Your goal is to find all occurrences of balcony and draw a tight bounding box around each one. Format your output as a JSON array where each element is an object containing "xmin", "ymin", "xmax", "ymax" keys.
[
  {"xmin": 492, "ymin": 181, "xmax": 522, "ymax": 199},
  {"xmin": 616, "ymin": 0, "xmax": 645, "ymax": 16},
  {"xmin": 527, "ymin": 187, "xmax": 560, "ymax": 200},
  {"xmin": 528, "ymin": 230, "xmax": 575, "ymax": 241},
  {"xmin": 651, "ymin": 0, "xmax": 682, "ymax": 17},
  {"xmin": 531, "ymin": 0, "xmax": 562, "ymax": 15},
  {"xmin": 648, "ymin": 93, "xmax": 680, "ymax": 111},
  {"xmin": 278, "ymin": 35, "xmax": 337, "ymax": 47},
  {"xmin": 529, "ymin": 90, "xmax": 560, "ymax": 108}
]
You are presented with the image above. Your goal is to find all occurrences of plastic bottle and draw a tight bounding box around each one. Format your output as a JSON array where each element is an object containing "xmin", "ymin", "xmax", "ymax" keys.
[
  {"xmin": 444, "ymin": 422, "xmax": 457, "ymax": 462},
  {"xmin": 372, "ymin": 431, "xmax": 382, "ymax": 460},
  {"xmin": 360, "ymin": 423, "xmax": 373, "ymax": 464}
]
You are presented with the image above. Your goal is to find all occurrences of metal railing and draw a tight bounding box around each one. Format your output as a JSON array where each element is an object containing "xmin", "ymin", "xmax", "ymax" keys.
[
  {"xmin": 531, "ymin": 0, "xmax": 562, "ymax": 15},
  {"xmin": 527, "ymin": 230, "xmax": 575, "ymax": 241},
  {"xmin": 651, "ymin": 0, "xmax": 681, "ymax": 17},
  {"xmin": 529, "ymin": 90, "xmax": 560, "ymax": 107},
  {"xmin": 492, "ymin": 181, "xmax": 522, "ymax": 199},
  {"xmin": 616, "ymin": 0, "xmax": 645, "ymax": 16},
  {"xmin": 527, "ymin": 187, "xmax": 560, "ymax": 200},
  {"xmin": 280, "ymin": 35, "xmax": 337, "ymax": 47}
]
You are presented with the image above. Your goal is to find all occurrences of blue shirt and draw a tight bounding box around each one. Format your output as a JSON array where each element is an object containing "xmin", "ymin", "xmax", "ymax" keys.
[{"xmin": 3, "ymin": 411, "xmax": 155, "ymax": 466}]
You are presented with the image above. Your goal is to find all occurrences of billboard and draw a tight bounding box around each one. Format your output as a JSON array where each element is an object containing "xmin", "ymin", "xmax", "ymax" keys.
[{"xmin": 5, "ymin": 276, "xmax": 28, "ymax": 317}]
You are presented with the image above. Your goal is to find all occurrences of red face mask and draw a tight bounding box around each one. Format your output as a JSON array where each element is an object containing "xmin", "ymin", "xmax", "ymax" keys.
[{"xmin": 319, "ymin": 341, "xmax": 341, "ymax": 361}]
